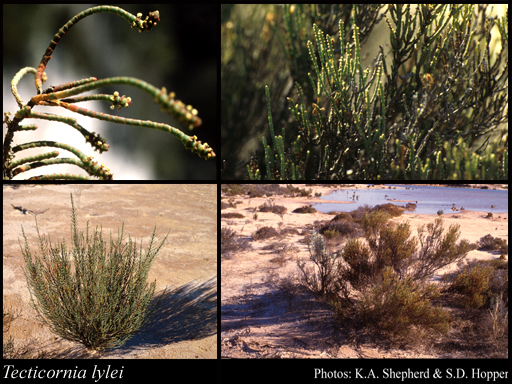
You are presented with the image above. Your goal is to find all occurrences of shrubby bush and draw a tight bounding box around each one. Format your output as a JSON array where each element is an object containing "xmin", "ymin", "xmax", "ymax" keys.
[
  {"xmin": 356, "ymin": 267, "xmax": 450, "ymax": 340},
  {"xmin": 372, "ymin": 203, "xmax": 406, "ymax": 218},
  {"xmin": 447, "ymin": 263, "xmax": 495, "ymax": 308},
  {"xmin": 293, "ymin": 204, "xmax": 317, "ymax": 213},
  {"xmin": 297, "ymin": 231, "xmax": 337, "ymax": 295},
  {"xmin": 477, "ymin": 234, "xmax": 508, "ymax": 255},
  {"xmin": 444, "ymin": 259, "xmax": 508, "ymax": 309},
  {"xmin": 320, "ymin": 220, "xmax": 362, "ymax": 239},
  {"xmin": 258, "ymin": 200, "xmax": 287, "ymax": 217},
  {"xmin": 252, "ymin": 226, "xmax": 280, "ymax": 241},
  {"xmin": 297, "ymin": 210, "xmax": 472, "ymax": 343},
  {"xmin": 20, "ymin": 194, "xmax": 169, "ymax": 352},
  {"xmin": 221, "ymin": 227, "xmax": 252, "ymax": 257},
  {"xmin": 330, "ymin": 212, "xmax": 354, "ymax": 223},
  {"xmin": 221, "ymin": 212, "xmax": 245, "ymax": 219}
]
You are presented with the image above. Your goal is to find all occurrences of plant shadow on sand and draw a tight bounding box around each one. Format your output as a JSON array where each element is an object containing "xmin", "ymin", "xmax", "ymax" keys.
[{"xmin": 40, "ymin": 276, "xmax": 217, "ymax": 359}]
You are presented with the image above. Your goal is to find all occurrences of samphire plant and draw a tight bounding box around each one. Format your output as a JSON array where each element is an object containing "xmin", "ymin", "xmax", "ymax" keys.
[
  {"xmin": 221, "ymin": 5, "xmax": 507, "ymax": 180},
  {"xmin": 297, "ymin": 211, "xmax": 471, "ymax": 342},
  {"xmin": 4, "ymin": 5, "xmax": 215, "ymax": 180},
  {"xmin": 20, "ymin": 193, "xmax": 169, "ymax": 352}
]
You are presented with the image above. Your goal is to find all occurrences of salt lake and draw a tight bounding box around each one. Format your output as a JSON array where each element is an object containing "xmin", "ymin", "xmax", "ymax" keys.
[{"xmin": 312, "ymin": 185, "xmax": 508, "ymax": 215}]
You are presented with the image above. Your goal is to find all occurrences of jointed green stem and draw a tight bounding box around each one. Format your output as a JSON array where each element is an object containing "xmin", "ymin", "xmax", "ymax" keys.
[
  {"xmin": 49, "ymin": 77, "xmax": 98, "ymax": 93},
  {"xmin": 28, "ymin": 110, "xmax": 109, "ymax": 153},
  {"xmin": 35, "ymin": 6, "xmax": 159, "ymax": 94},
  {"xmin": 32, "ymin": 77, "xmax": 202, "ymax": 130},
  {"xmin": 6, "ymin": 5, "xmax": 212, "ymax": 180},
  {"xmin": 58, "ymin": 92, "xmax": 132, "ymax": 111},
  {"xmin": 14, "ymin": 158, "xmax": 102, "ymax": 179},
  {"xmin": 10, "ymin": 151, "xmax": 60, "ymax": 171},
  {"xmin": 28, "ymin": 173, "xmax": 99, "ymax": 181},
  {"xmin": 56, "ymin": 101, "xmax": 215, "ymax": 160},
  {"xmin": 14, "ymin": 124, "xmax": 38, "ymax": 132},
  {"xmin": 12, "ymin": 140, "xmax": 113, "ymax": 179}
]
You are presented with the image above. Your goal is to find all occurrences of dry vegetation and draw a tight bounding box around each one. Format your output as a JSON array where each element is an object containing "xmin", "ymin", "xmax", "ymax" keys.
[{"xmin": 221, "ymin": 184, "xmax": 508, "ymax": 358}]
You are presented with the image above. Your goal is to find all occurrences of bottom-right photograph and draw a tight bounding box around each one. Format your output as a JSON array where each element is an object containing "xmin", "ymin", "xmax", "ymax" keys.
[{"xmin": 221, "ymin": 183, "xmax": 508, "ymax": 361}]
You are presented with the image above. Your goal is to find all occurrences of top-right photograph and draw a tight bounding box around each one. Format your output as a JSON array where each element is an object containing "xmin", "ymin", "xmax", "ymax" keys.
[{"xmin": 221, "ymin": 4, "xmax": 508, "ymax": 180}]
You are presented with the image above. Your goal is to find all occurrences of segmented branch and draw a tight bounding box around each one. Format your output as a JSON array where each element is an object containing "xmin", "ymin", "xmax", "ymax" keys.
[
  {"xmin": 35, "ymin": 6, "xmax": 159, "ymax": 94},
  {"xmin": 32, "ymin": 77, "xmax": 202, "ymax": 130},
  {"xmin": 54, "ymin": 101, "xmax": 215, "ymax": 160}
]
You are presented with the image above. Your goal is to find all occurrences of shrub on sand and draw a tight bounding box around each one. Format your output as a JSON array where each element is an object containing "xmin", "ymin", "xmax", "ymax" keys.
[
  {"xmin": 356, "ymin": 267, "xmax": 450, "ymax": 342},
  {"xmin": 20, "ymin": 193, "xmax": 169, "ymax": 352}
]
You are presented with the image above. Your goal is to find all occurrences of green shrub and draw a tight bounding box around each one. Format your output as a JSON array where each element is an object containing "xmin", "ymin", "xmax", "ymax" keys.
[
  {"xmin": 298, "ymin": 188, "xmax": 313, "ymax": 197},
  {"xmin": 446, "ymin": 259, "xmax": 508, "ymax": 309},
  {"xmin": 248, "ymin": 186, "xmax": 265, "ymax": 198},
  {"xmin": 326, "ymin": 213, "xmax": 471, "ymax": 343},
  {"xmin": 372, "ymin": 203, "xmax": 405, "ymax": 218},
  {"xmin": 330, "ymin": 211, "xmax": 354, "ymax": 223},
  {"xmin": 222, "ymin": 184, "xmax": 247, "ymax": 196},
  {"xmin": 407, "ymin": 217, "xmax": 472, "ymax": 278},
  {"xmin": 323, "ymin": 229, "xmax": 339, "ymax": 239},
  {"xmin": 357, "ymin": 267, "xmax": 450, "ymax": 340},
  {"xmin": 20, "ymin": 193, "xmax": 169, "ymax": 352},
  {"xmin": 349, "ymin": 204, "xmax": 373, "ymax": 223},
  {"xmin": 404, "ymin": 203, "xmax": 416, "ymax": 211},
  {"xmin": 320, "ymin": 220, "xmax": 361, "ymax": 239},
  {"xmin": 448, "ymin": 263, "xmax": 495, "ymax": 308}
]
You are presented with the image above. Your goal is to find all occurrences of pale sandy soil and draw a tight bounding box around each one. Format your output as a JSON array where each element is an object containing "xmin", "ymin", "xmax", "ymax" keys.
[
  {"xmin": 3, "ymin": 184, "xmax": 217, "ymax": 359},
  {"xmin": 221, "ymin": 185, "xmax": 508, "ymax": 359}
]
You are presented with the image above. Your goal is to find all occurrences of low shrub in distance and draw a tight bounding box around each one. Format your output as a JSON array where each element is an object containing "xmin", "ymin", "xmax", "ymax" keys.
[
  {"xmin": 258, "ymin": 201, "xmax": 287, "ymax": 216},
  {"xmin": 252, "ymin": 226, "xmax": 280, "ymax": 241},
  {"xmin": 293, "ymin": 204, "xmax": 317, "ymax": 214},
  {"xmin": 221, "ymin": 212, "xmax": 245, "ymax": 219},
  {"xmin": 221, "ymin": 227, "xmax": 251, "ymax": 256},
  {"xmin": 478, "ymin": 234, "xmax": 508, "ymax": 255}
]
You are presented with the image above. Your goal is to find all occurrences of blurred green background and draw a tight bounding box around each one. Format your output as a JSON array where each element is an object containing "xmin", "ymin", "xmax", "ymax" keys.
[{"xmin": 221, "ymin": 4, "xmax": 290, "ymax": 180}]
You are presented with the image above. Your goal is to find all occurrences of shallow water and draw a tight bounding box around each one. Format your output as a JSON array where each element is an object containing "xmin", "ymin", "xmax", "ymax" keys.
[{"xmin": 313, "ymin": 185, "xmax": 508, "ymax": 215}]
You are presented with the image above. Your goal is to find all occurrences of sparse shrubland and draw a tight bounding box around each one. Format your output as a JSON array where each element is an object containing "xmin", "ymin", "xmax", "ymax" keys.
[{"xmin": 298, "ymin": 210, "xmax": 473, "ymax": 345}]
